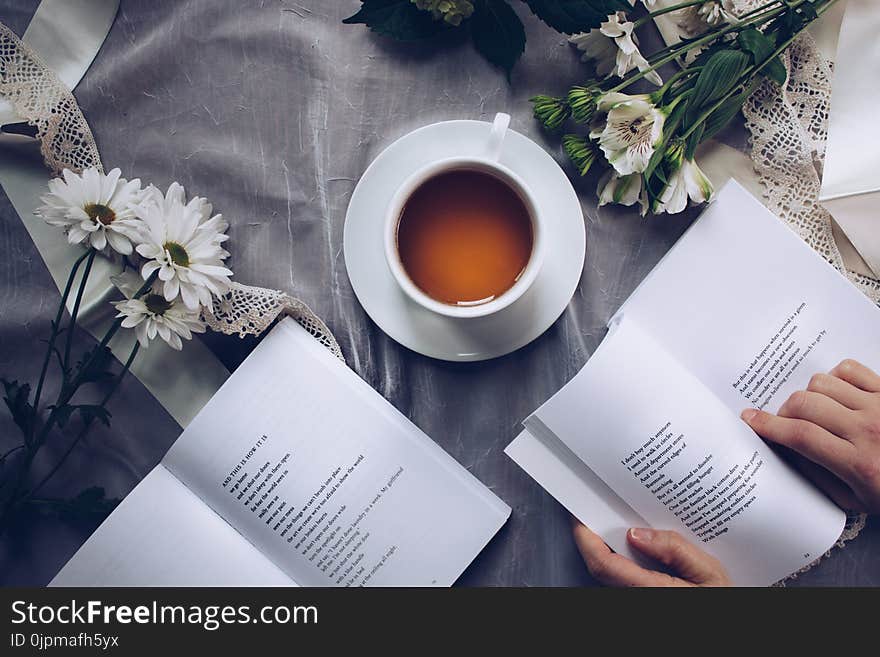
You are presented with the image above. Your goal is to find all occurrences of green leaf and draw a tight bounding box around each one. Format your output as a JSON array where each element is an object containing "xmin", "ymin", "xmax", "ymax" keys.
[
  {"xmin": 643, "ymin": 144, "xmax": 667, "ymax": 183},
  {"xmin": 700, "ymin": 93, "xmax": 748, "ymax": 143},
  {"xmin": 51, "ymin": 404, "xmax": 76, "ymax": 428},
  {"xmin": 76, "ymin": 404, "xmax": 111, "ymax": 427},
  {"xmin": 471, "ymin": 0, "xmax": 526, "ymax": 77},
  {"xmin": 762, "ymin": 56, "xmax": 787, "ymax": 86},
  {"xmin": 800, "ymin": 3, "xmax": 818, "ymax": 23},
  {"xmin": 686, "ymin": 49, "xmax": 750, "ymax": 125},
  {"xmin": 50, "ymin": 403, "xmax": 112, "ymax": 428},
  {"xmin": 689, "ymin": 39, "xmax": 730, "ymax": 69},
  {"xmin": 737, "ymin": 27, "xmax": 786, "ymax": 86},
  {"xmin": 737, "ymin": 26, "xmax": 770, "ymax": 58},
  {"xmin": 75, "ymin": 345, "xmax": 115, "ymax": 385},
  {"xmin": 342, "ymin": 0, "xmax": 448, "ymax": 41},
  {"xmin": 2, "ymin": 379, "xmax": 33, "ymax": 438},
  {"xmin": 768, "ymin": 5, "xmax": 815, "ymax": 45},
  {"xmin": 525, "ymin": 0, "xmax": 631, "ymax": 35},
  {"xmin": 684, "ymin": 122, "xmax": 705, "ymax": 159}
]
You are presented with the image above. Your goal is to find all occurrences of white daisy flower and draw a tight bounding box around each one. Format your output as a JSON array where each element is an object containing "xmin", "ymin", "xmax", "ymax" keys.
[
  {"xmin": 570, "ymin": 12, "xmax": 662, "ymax": 86},
  {"xmin": 656, "ymin": 158, "xmax": 714, "ymax": 214},
  {"xmin": 114, "ymin": 290, "xmax": 205, "ymax": 351},
  {"xmin": 35, "ymin": 167, "xmax": 142, "ymax": 254},
  {"xmin": 597, "ymin": 171, "xmax": 648, "ymax": 215},
  {"xmin": 134, "ymin": 183, "xmax": 232, "ymax": 311},
  {"xmin": 140, "ymin": 182, "xmax": 230, "ymax": 245},
  {"xmin": 591, "ymin": 92, "xmax": 666, "ymax": 175}
]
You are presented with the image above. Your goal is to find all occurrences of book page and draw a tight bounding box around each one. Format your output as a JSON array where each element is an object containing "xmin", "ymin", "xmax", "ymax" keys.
[
  {"xmin": 527, "ymin": 319, "xmax": 845, "ymax": 586},
  {"xmin": 51, "ymin": 466, "xmax": 294, "ymax": 587},
  {"xmin": 505, "ymin": 429, "xmax": 649, "ymax": 565},
  {"xmin": 616, "ymin": 181, "xmax": 880, "ymax": 415},
  {"xmin": 163, "ymin": 318, "xmax": 510, "ymax": 587}
]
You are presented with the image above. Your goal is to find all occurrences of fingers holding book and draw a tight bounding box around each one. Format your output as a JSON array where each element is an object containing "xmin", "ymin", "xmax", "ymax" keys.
[
  {"xmin": 741, "ymin": 359, "xmax": 880, "ymax": 515},
  {"xmin": 572, "ymin": 521, "xmax": 731, "ymax": 587}
]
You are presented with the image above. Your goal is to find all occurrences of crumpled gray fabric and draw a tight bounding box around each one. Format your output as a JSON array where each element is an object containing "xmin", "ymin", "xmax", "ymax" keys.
[{"xmin": 1, "ymin": 0, "xmax": 877, "ymax": 586}]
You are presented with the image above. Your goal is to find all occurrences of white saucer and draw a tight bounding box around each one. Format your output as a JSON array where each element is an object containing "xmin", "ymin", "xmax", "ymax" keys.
[{"xmin": 343, "ymin": 120, "xmax": 586, "ymax": 362}]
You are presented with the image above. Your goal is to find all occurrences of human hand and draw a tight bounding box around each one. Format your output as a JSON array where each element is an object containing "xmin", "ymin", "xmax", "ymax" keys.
[
  {"xmin": 572, "ymin": 521, "xmax": 731, "ymax": 587},
  {"xmin": 741, "ymin": 359, "xmax": 880, "ymax": 514}
]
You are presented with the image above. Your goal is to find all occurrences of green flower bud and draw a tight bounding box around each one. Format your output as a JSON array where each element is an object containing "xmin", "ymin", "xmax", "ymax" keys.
[
  {"xmin": 567, "ymin": 85, "xmax": 600, "ymax": 124},
  {"xmin": 562, "ymin": 134, "xmax": 598, "ymax": 177},
  {"xmin": 530, "ymin": 95, "xmax": 571, "ymax": 131}
]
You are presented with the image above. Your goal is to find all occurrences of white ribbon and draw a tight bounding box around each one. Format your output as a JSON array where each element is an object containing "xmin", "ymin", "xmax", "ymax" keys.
[{"xmin": 0, "ymin": 0, "xmax": 119, "ymax": 124}]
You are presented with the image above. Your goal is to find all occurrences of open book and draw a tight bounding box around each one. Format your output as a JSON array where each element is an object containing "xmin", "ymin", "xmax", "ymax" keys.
[
  {"xmin": 506, "ymin": 181, "xmax": 880, "ymax": 586},
  {"xmin": 52, "ymin": 318, "xmax": 510, "ymax": 586}
]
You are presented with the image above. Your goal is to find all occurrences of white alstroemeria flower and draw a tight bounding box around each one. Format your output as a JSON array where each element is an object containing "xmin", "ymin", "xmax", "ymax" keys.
[
  {"xmin": 699, "ymin": 0, "xmax": 737, "ymax": 25},
  {"xmin": 114, "ymin": 290, "xmax": 205, "ymax": 351},
  {"xmin": 36, "ymin": 167, "xmax": 142, "ymax": 254},
  {"xmin": 569, "ymin": 29, "xmax": 618, "ymax": 76},
  {"xmin": 134, "ymin": 183, "xmax": 232, "ymax": 311},
  {"xmin": 678, "ymin": 1, "xmax": 738, "ymax": 37},
  {"xmin": 597, "ymin": 171, "xmax": 648, "ymax": 215},
  {"xmin": 570, "ymin": 12, "xmax": 662, "ymax": 86},
  {"xmin": 656, "ymin": 158, "xmax": 715, "ymax": 214},
  {"xmin": 591, "ymin": 93, "xmax": 666, "ymax": 175}
]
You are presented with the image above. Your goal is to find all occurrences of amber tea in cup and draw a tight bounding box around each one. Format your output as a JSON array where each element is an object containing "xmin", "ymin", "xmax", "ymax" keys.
[{"xmin": 395, "ymin": 169, "xmax": 534, "ymax": 307}]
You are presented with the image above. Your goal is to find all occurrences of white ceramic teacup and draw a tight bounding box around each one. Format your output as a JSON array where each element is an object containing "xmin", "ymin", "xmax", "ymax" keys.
[{"xmin": 384, "ymin": 113, "xmax": 544, "ymax": 319}]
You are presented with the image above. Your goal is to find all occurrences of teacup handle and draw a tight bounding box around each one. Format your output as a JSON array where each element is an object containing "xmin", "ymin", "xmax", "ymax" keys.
[{"xmin": 486, "ymin": 112, "xmax": 510, "ymax": 162}]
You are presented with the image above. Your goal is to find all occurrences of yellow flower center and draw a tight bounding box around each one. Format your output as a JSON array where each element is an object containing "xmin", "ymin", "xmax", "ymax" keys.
[
  {"xmin": 84, "ymin": 203, "xmax": 116, "ymax": 226},
  {"xmin": 163, "ymin": 241, "xmax": 190, "ymax": 267},
  {"xmin": 144, "ymin": 293, "xmax": 173, "ymax": 316}
]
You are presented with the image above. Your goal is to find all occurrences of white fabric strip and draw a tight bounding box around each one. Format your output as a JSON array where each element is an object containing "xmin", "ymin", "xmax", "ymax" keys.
[
  {"xmin": 0, "ymin": 0, "xmax": 120, "ymax": 124},
  {"xmin": 818, "ymin": 0, "xmax": 880, "ymax": 278}
]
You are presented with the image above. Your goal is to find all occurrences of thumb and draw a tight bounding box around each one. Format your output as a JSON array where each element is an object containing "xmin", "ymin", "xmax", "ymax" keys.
[{"xmin": 627, "ymin": 528, "xmax": 729, "ymax": 586}]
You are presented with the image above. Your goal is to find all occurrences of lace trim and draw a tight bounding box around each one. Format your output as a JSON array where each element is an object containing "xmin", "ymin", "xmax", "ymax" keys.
[
  {"xmin": 0, "ymin": 20, "xmax": 343, "ymax": 361},
  {"xmin": 206, "ymin": 282, "xmax": 344, "ymax": 361},
  {"xmin": 775, "ymin": 511, "xmax": 867, "ymax": 586},
  {"xmin": 743, "ymin": 32, "xmax": 880, "ymax": 303},
  {"xmin": 0, "ymin": 22, "xmax": 102, "ymax": 174}
]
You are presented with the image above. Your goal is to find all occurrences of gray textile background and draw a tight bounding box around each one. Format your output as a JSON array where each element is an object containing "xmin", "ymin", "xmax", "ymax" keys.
[{"xmin": 0, "ymin": 0, "xmax": 877, "ymax": 586}]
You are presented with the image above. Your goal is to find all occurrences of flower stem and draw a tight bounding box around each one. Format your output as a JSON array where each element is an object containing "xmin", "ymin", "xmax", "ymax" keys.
[
  {"xmin": 62, "ymin": 249, "xmax": 97, "ymax": 376},
  {"xmin": 608, "ymin": 25, "xmax": 733, "ymax": 92},
  {"xmin": 656, "ymin": 66, "xmax": 700, "ymax": 102},
  {"xmin": 27, "ymin": 342, "xmax": 140, "ymax": 500},
  {"xmin": 0, "ymin": 270, "xmax": 159, "ymax": 533},
  {"xmin": 0, "ymin": 445, "xmax": 24, "ymax": 467},
  {"xmin": 643, "ymin": 0, "xmax": 785, "ymax": 63},
  {"xmin": 608, "ymin": 1, "xmax": 793, "ymax": 93},
  {"xmin": 43, "ymin": 269, "xmax": 157, "ymax": 439},
  {"xmin": 679, "ymin": 0, "xmax": 831, "ymax": 141},
  {"xmin": 30, "ymin": 249, "xmax": 91, "ymax": 445}
]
